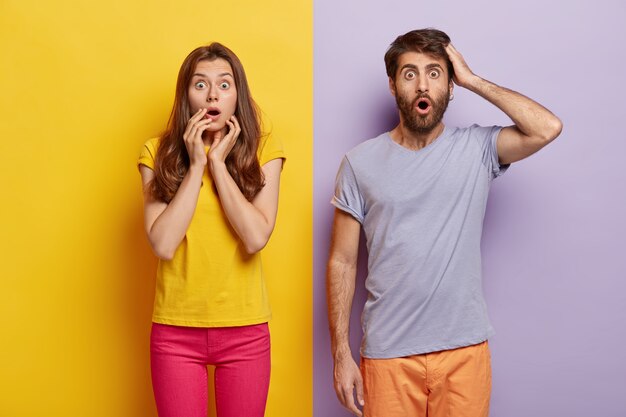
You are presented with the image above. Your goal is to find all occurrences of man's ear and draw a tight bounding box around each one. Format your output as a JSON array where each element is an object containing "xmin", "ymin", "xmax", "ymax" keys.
[
  {"xmin": 389, "ymin": 77, "xmax": 396, "ymax": 97},
  {"xmin": 449, "ymin": 80, "xmax": 454, "ymax": 98}
]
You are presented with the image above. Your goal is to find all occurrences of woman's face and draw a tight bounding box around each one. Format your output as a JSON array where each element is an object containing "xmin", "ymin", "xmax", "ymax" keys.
[{"xmin": 187, "ymin": 58, "xmax": 238, "ymax": 133}]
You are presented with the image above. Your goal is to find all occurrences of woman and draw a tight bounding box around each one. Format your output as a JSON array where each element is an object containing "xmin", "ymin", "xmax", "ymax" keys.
[{"xmin": 138, "ymin": 43, "xmax": 285, "ymax": 417}]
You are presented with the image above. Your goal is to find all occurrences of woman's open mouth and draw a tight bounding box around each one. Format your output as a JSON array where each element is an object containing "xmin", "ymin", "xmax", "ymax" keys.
[{"xmin": 205, "ymin": 108, "xmax": 221, "ymax": 119}]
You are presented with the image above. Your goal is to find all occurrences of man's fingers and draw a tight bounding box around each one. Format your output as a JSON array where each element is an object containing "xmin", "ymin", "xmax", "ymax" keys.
[
  {"xmin": 334, "ymin": 383, "xmax": 347, "ymax": 409},
  {"xmin": 355, "ymin": 374, "xmax": 365, "ymax": 406},
  {"xmin": 341, "ymin": 385, "xmax": 362, "ymax": 417},
  {"xmin": 333, "ymin": 358, "xmax": 364, "ymax": 416},
  {"xmin": 445, "ymin": 43, "xmax": 463, "ymax": 63}
]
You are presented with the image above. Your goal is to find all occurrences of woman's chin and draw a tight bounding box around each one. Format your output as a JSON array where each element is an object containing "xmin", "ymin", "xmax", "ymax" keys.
[{"xmin": 206, "ymin": 122, "xmax": 226, "ymax": 132}]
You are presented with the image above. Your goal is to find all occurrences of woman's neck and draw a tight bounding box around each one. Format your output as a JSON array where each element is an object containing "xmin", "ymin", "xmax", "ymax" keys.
[{"xmin": 202, "ymin": 126, "xmax": 229, "ymax": 146}]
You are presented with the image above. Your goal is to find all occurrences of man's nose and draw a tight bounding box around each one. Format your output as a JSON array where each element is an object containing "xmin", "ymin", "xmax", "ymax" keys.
[{"xmin": 416, "ymin": 76, "xmax": 429, "ymax": 93}]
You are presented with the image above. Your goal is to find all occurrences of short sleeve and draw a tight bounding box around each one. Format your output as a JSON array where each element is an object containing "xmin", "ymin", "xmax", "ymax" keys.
[
  {"xmin": 258, "ymin": 134, "xmax": 286, "ymax": 167},
  {"xmin": 138, "ymin": 138, "xmax": 159, "ymax": 171},
  {"xmin": 331, "ymin": 157, "xmax": 365, "ymax": 224},
  {"xmin": 470, "ymin": 124, "xmax": 509, "ymax": 179}
]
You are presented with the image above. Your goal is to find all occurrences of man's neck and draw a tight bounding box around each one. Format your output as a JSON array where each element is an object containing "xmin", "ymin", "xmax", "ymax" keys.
[{"xmin": 389, "ymin": 122, "xmax": 445, "ymax": 151}]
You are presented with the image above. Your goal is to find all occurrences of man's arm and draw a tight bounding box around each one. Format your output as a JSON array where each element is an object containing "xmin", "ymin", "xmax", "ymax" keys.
[
  {"xmin": 327, "ymin": 209, "xmax": 364, "ymax": 417},
  {"xmin": 446, "ymin": 44, "xmax": 563, "ymax": 165}
]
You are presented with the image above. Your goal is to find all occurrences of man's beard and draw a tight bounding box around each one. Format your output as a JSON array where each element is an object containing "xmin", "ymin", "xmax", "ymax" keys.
[{"xmin": 396, "ymin": 90, "xmax": 450, "ymax": 135}]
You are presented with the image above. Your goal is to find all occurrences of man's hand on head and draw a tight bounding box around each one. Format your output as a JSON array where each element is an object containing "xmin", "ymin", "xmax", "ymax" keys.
[{"xmin": 445, "ymin": 43, "xmax": 479, "ymax": 89}]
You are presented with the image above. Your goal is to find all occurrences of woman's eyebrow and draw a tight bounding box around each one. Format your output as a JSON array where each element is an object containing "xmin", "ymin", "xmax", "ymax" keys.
[{"xmin": 192, "ymin": 72, "xmax": 234, "ymax": 78}]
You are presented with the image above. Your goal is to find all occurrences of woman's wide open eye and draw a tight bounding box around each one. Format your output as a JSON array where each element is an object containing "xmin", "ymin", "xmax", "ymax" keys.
[
  {"xmin": 219, "ymin": 81, "xmax": 230, "ymax": 89},
  {"xmin": 195, "ymin": 81, "xmax": 207, "ymax": 89}
]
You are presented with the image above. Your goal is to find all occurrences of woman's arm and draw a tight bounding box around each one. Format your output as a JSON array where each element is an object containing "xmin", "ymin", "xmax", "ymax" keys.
[
  {"xmin": 140, "ymin": 109, "xmax": 213, "ymax": 260},
  {"xmin": 209, "ymin": 116, "xmax": 284, "ymax": 254},
  {"xmin": 210, "ymin": 158, "xmax": 283, "ymax": 255},
  {"xmin": 139, "ymin": 165, "xmax": 203, "ymax": 260}
]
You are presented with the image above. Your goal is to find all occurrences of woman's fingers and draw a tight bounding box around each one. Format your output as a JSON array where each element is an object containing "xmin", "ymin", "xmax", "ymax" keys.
[
  {"xmin": 186, "ymin": 113, "xmax": 242, "ymax": 164},
  {"xmin": 224, "ymin": 116, "xmax": 240, "ymax": 144},
  {"xmin": 184, "ymin": 109, "xmax": 214, "ymax": 166},
  {"xmin": 222, "ymin": 117, "xmax": 239, "ymax": 150},
  {"xmin": 208, "ymin": 116, "xmax": 240, "ymax": 163},
  {"xmin": 191, "ymin": 118, "xmax": 213, "ymax": 139},
  {"xmin": 183, "ymin": 109, "xmax": 207, "ymax": 140},
  {"xmin": 232, "ymin": 115, "xmax": 241, "ymax": 138},
  {"xmin": 186, "ymin": 117, "xmax": 212, "ymax": 148}
]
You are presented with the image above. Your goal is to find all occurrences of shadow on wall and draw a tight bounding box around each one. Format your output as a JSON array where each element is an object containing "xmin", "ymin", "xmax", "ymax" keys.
[
  {"xmin": 120, "ymin": 205, "xmax": 159, "ymax": 416},
  {"xmin": 363, "ymin": 96, "xmax": 400, "ymax": 141}
]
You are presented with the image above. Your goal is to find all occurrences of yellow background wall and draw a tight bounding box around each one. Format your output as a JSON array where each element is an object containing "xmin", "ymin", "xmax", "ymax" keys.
[{"xmin": 0, "ymin": 0, "xmax": 312, "ymax": 415}]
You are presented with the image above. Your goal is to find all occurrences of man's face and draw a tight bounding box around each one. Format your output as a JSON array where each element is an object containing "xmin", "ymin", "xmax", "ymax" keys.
[{"xmin": 390, "ymin": 52, "xmax": 453, "ymax": 134}]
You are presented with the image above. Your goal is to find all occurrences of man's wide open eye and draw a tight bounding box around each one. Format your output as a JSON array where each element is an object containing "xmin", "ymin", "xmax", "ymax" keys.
[
  {"xmin": 429, "ymin": 69, "xmax": 440, "ymax": 79},
  {"xmin": 405, "ymin": 70, "xmax": 416, "ymax": 80}
]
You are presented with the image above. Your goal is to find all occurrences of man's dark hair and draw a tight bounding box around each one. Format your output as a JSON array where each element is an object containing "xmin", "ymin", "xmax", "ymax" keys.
[{"xmin": 384, "ymin": 28, "xmax": 454, "ymax": 81}]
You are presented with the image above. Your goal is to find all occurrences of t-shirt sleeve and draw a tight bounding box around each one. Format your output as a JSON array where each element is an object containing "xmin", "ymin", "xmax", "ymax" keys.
[
  {"xmin": 331, "ymin": 156, "xmax": 365, "ymax": 224},
  {"xmin": 470, "ymin": 124, "xmax": 509, "ymax": 179},
  {"xmin": 137, "ymin": 138, "xmax": 159, "ymax": 171},
  {"xmin": 258, "ymin": 134, "xmax": 286, "ymax": 167}
]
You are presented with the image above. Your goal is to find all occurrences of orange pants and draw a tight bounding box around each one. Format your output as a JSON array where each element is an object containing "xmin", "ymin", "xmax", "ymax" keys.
[{"xmin": 361, "ymin": 341, "xmax": 491, "ymax": 417}]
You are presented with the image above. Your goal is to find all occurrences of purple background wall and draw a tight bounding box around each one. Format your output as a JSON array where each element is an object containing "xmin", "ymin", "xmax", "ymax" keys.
[{"xmin": 314, "ymin": 1, "xmax": 626, "ymax": 416}]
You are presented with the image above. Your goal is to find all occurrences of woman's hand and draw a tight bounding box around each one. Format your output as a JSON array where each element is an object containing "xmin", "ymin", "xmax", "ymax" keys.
[
  {"xmin": 183, "ymin": 108, "xmax": 212, "ymax": 168},
  {"xmin": 208, "ymin": 115, "xmax": 241, "ymax": 166}
]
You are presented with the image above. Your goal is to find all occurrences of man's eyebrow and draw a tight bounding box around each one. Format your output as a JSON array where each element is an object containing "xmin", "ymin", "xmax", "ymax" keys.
[
  {"xmin": 400, "ymin": 64, "xmax": 418, "ymax": 71},
  {"xmin": 399, "ymin": 63, "xmax": 444, "ymax": 72}
]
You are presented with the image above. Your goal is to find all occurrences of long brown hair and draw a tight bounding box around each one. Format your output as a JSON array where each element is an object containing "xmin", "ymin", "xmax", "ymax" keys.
[{"xmin": 151, "ymin": 43, "xmax": 264, "ymax": 202}]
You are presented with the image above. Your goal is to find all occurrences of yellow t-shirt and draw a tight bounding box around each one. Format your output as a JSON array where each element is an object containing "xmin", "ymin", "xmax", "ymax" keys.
[{"xmin": 138, "ymin": 135, "xmax": 285, "ymax": 327}]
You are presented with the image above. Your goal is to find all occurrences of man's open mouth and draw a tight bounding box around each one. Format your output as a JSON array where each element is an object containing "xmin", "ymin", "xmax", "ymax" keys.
[
  {"xmin": 416, "ymin": 99, "xmax": 430, "ymax": 111},
  {"xmin": 413, "ymin": 96, "xmax": 433, "ymax": 116}
]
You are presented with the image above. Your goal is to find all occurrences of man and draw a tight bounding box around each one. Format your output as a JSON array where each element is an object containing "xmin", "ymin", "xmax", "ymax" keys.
[{"xmin": 326, "ymin": 29, "xmax": 562, "ymax": 417}]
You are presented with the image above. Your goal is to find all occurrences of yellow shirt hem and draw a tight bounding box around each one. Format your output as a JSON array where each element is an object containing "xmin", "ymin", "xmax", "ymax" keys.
[{"xmin": 152, "ymin": 314, "xmax": 272, "ymax": 328}]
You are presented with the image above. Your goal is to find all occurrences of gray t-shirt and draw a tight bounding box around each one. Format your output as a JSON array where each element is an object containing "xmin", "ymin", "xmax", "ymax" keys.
[{"xmin": 332, "ymin": 124, "xmax": 508, "ymax": 358}]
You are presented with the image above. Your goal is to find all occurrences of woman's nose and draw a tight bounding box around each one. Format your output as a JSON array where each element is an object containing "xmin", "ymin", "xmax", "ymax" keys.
[{"xmin": 206, "ymin": 86, "xmax": 218, "ymax": 102}]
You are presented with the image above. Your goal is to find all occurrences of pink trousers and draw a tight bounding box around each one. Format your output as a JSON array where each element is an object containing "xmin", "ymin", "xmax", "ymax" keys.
[{"xmin": 150, "ymin": 322, "xmax": 271, "ymax": 417}]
